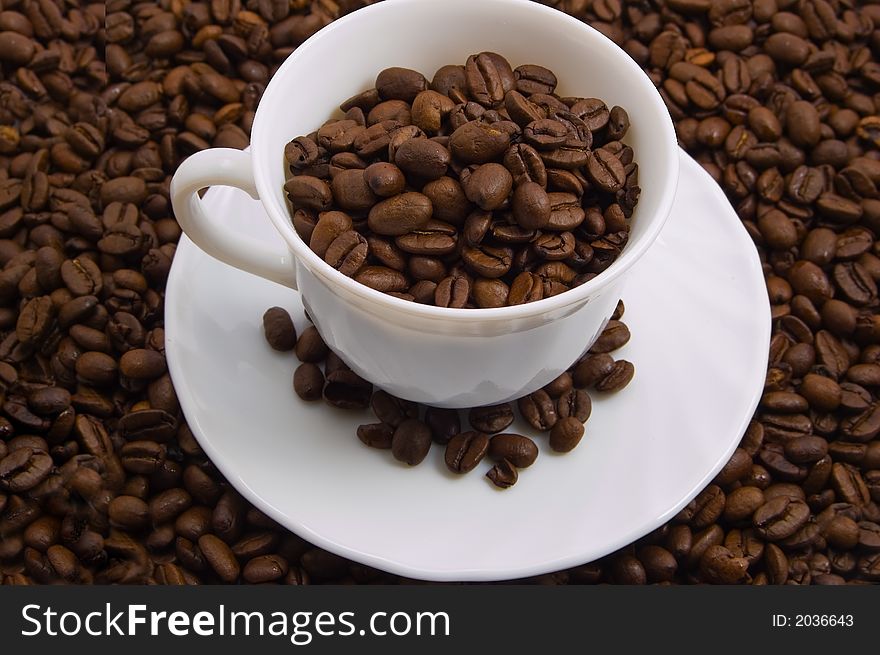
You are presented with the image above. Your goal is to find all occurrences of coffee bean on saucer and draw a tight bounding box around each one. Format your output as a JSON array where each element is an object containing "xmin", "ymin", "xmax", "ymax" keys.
[
  {"xmin": 486, "ymin": 459, "xmax": 518, "ymax": 489},
  {"xmin": 518, "ymin": 390, "xmax": 557, "ymax": 431},
  {"xmin": 556, "ymin": 389, "xmax": 592, "ymax": 422},
  {"xmin": 357, "ymin": 423, "xmax": 394, "ymax": 450},
  {"xmin": 425, "ymin": 407, "xmax": 461, "ymax": 445},
  {"xmin": 295, "ymin": 326, "xmax": 329, "ymax": 363},
  {"xmin": 595, "ymin": 360, "xmax": 635, "ymax": 393},
  {"xmin": 469, "ymin": 403, "xmax": 515, "ymax": 433},
  {"xmin": 293, "ymin": 364, "xmax": 324, "ymax": 401},
  {"xmin": 549, "ymin": 417, "xmax": 585, "ymax": 453},
  {"xmin": 488, "ymin": 434, "xmax": 538, "ymax": 468},
  {"xmin": 371, "ymin": 390, "xmax": 419, "ymax": 428},
  {"xmin": 262, "ymin": 307, "xmax": 297, "ymax": 351},
  {"xmin": 391, "ymin": 419, "xmax": 432, "ymax": 466},
  {"xmin": 323, "ymin": 370, "xmax": 372, "ymax": 410},
  {"xmin": 445, "ymin": 431, "xmax": 490, "ymax": 473},
  {"xmin": 573, "ymin": 353, "xmax": 615, "ymax": 388},
  {"xmin": 589, "ymin": 321, "xmax": 631, "ymax": 354}
]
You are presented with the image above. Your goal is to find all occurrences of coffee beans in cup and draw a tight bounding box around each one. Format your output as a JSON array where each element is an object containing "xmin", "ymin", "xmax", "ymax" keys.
[{"xmin": 283, "ymin": 54, "xmax": 640, "ymax": 308}]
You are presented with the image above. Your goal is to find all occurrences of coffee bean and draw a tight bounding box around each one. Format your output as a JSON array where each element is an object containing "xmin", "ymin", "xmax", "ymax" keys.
[
  {"xmin": 315, "ymin": 229, "xmax": 364, "ymax": 276},
  {"xmin": 324, "ymin": 370, "xmax": 372, "ymax": 410},
  {"xmin": 486, "ymin": 459, "xmax": 517, "ymax": 489},
  {"xmin": 370, "ymin": 390, "xmax": 418, "ymax": 428},
  {"xmin": 423, "ymin": 407, "xmax": 461, "ymax": 445},
  {"xmin": 391, "ymin": 419, "xmax": 431, "ymax": 466},
  {"xmin": 355, "ymin": 266, "xmax": 409, "ymax": 293},
  {"xmin": 590, "ymin": 320, "xmax": 631, "ymax": 353},
  {"xmin": 295, "ymin": 326, "xmax": 328, "ymax": 363},
  {"xmin": 243, "ymin": 554, "xmax": 289, "ymax": 584},
  {"xmin": 198, "ymin": 534, "xmax": 240, "ymax": 583},
  {"xmin": 368, "ymin": 192, "xmax": 432, "ymax": 237},
  {"xmin": 595, "ymin": 360, "xmax": 635, "ymax": 392},
  {"xmin": 445, "ymin": 431, "xmax": 489, "ymax": 473},
  {"xmin": 549, "ymin": 417, "xmax": 585, "ymax": 453},
  {"xmin": 517, "ymin": 390, "xmax": 557, "ymax": 431},
  {"xmin": 463, "ymin": 163, "xmax": 512, "ymax": 211},
  {"xmin": 488, "ymin": 434, "xmax": 538, "ymax": 468},
  {"xmin": 284, "ymin": 176, "xmax": 333, "ymax": 212},
  {"xmin": 357, "ymin": 423, "xmax": 394, "ymax": 450},
  {"xmin": 119, "ymin": 349, "xmax": 167, "ymax": 380},
  {"xmin": 585, "ymin": 149, "xmax": 626, "ymax": 193},
  {"xmin": 465, "ymin": 52, "xmax": 513, "ymax": 107},
  {"xmin": 469, "ymin": 403, "xmax": 514, "ymax": 433},
  {"xmin": 753, "ymin": 497, "xmax": 811, "ymax": 540},
  {"xmin": 700, "ymin": 544, "xmax": 749, "ymax": 584},
  {"xmin": 293, "ymin": 363, "xmax": 324, "ymax": 402},
  {"xmin": 0, "ymin": 448, "xmax": 52, "ymax": 492},
  {"xmin": 376, "ymin": 67, "xmax": 428, "ymax": 103}
]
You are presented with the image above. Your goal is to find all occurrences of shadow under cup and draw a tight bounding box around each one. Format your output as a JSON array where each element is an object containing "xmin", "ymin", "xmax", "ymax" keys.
[{"xmin": 248, "ymin": 0, "xmax": 678, "ymax": 407}]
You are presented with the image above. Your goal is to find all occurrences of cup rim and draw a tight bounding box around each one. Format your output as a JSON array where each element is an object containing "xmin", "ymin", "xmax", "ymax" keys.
[{"xmin": 252, "ymin": 0, "xmax": 679, "ymax": 322}]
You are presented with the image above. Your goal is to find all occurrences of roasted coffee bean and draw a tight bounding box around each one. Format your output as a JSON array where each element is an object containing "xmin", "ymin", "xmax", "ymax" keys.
[
  {"xmin": 549, "ymin": 417, "xmax": 585, "ymax": 453},
  {"xmin": 295, "ymin": 326, "xmax": 328, "ymax": 363},
  {"xmin": 285, "ymin": 176, "xmax": 333, "ymax": 212},
  {"xmin": 364, "ymin": 162, "xmax": 405, "ymax": 198},
  {"xmin": 469, "ymin": 403, "xmax": 514, "ymax": 433},
  {"xmin": 368, "ymin": 193, "xmax": 432, "ymax": 237},
  {"xmin": 198, "ymin": 534, "xmax": 239, "ymax": 583},
  {"xmin": 486, "ymin": 459, "xmax": 518, "ymax": 489},
  {"xmin": 424, "ymin": 407, "xmax": 461, "ymax": 445},
  {"xmin": 448, "ymin": 121, "xmax": 511, "ymax": 165},
  {"xmin": 376, "ymin": 67, "xmax": 428, "ymax": 103},
  {"xmin": 465, "ymin": 52, "xmax": 514, "ymax": 107},
  {"xmin": 0, "ymin": 448, "xmax": 53, "ymax": 493},
  {"xmin": 574, "ymin": 355, "xmax": 614, "ymax": 392},
  {"xmin": 700, "ymin": 545, "xmax": 749, "ymax": 584},
  {"xmin": 293, "ymin": 363, "xmax": 324, "ymax": 402},
  {"xmin": 461, "ymin": 244, "xmax": 513, "ymax": 279},
  {"xmin": 753, "ymin": 497, "xmax": 811, "ymax": 541},
  {"xmin": 391, "ymin": 419, "xmax": 432, "ymax": 466},
  {"xmin": 586, "ymin": 149, "xmax": 626, "ymax": 193},
  {"xmin": 517, "ymin": 390, "xmax": 557, "ymax": 431},
  {"xmin": 370, "ymin": 391, "xmax": 418, "ymax": 429},
  {"xmin": 595, "ymin": 360, "xmax": 635, "ymax": 393},
  {"xmin": 590, "ymin": 321, "xmax": 631, "ymax": 354},
  {"xmin": 356, "ymin": 423, "xmax": 394, "ymax": 450},
  {"xmin": 355, "ymin": 266, "xmax": 409, "ymax": 293},
  {"xmin": 511, "ymin": 181, "xmax": 551, "ymax": 230},
  {"xmin": 243, "ymin": 554, "xmax": 289, "ymax": 584},
  {"xmin": 507, "ymin": 272, "xmax": 543, "ymax": 305},
  {"xmin": 324, "ymin": 370, "xmax": 372, "ymax": 410},
  {"xmin": 556, "ymin": 389, "xmax": 592, "ymax": 423},
  {"xmin": 324, "ymin": 230, "xmax": 368, "ymax": 277},
  {"xmin": 394, "ymin": 138, "xmax": 450, "ymax": 181},
  {"xmin": 434, "ymin": 274, "xmax": 469, "ymax": 308},
  {"xmin": 445, "ymin": 431, "xmax": 490, "ymax": 474},
  {"xmin": 488, "ymin": 434, "xmax": 538, "ymax": 468}
]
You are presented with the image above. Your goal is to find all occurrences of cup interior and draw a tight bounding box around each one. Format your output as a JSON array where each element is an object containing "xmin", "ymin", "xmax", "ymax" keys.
[{"xmin": 252, "ymin": 0, "xmax": 678, "ymax": 317}]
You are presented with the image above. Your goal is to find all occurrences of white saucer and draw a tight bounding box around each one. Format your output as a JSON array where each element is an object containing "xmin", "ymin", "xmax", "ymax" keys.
[{"xmin": 165, "ymin": 150, "xmax": 770, "ymax": 582}]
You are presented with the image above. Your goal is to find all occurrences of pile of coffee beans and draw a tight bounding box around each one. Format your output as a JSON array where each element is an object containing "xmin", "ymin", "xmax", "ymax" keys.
[
  {"xmin": 1, "ymin": 0, "xmax": 879, "ymax": 585},
  {"xmin": 264, "ymin": 301, "xmax": 634, "ymax": 488},
  {"xmin": 282, "ymin": 54, "xmax": 640, "ymax": 307}
]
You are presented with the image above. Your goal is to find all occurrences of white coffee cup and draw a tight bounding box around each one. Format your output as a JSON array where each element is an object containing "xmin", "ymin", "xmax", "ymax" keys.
[{"xmin": 170, "ymin": 0, "xmax": 678, "ymax": 408}]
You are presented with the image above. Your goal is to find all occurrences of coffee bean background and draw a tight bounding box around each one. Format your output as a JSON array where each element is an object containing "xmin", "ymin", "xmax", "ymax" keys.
[{"xmin": 0, "ymin": 0, "xmax": 879, "ymax": 584}]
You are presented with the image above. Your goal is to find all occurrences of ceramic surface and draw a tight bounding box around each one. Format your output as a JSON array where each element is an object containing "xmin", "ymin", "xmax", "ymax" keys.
[
  {"xmin": 169, "ymin": 0, "xmax": 679, "ymax": 407},
  {"xmin": 165, "ymin": 151, "xmax": 769, "ymax": 581}
]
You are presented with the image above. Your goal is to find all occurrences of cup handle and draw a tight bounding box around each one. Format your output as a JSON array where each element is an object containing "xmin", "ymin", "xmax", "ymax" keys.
[{"xmin": 170, "ymin": 148, "xmax": 298, "ymax": 290}]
